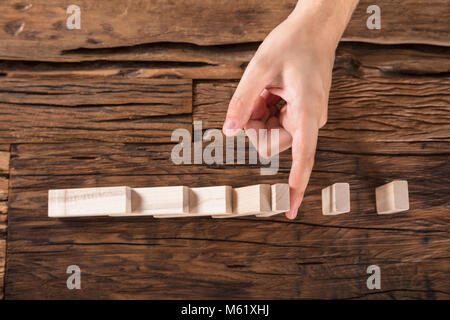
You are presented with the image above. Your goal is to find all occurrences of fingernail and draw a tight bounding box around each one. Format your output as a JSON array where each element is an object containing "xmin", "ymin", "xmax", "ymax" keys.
[
  {"xmin": 287, "ymin": 210, "xmax": 296, "ymax": 220},
  {"xmin": 222, "ymin": 118, "xmax": 240, "ymax": 136},
  {"xmin": 286, "ymin": 205, "xmax": 299, "ymax": 220}
]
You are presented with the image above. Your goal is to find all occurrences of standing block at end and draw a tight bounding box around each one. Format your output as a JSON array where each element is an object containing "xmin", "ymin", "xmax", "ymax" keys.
[
  {"xmin": 376, "ymin": 180, "xmax": 409, "ymax": 214},
  {"xmin": 322, "ymin": 183, "xmax": 350, "ymax": 215}
]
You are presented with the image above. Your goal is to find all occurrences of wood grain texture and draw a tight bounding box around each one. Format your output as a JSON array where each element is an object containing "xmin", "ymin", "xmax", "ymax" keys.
[
  {"xmin": 0, "ymin": 77, "xmax": 192, "ymax": 143},
  {"xmin": 48, "ymin": 186, "xmax": 132, "ymax": 217},
  {"xmin": 5, "ymin": 142, "xmax": 449, "ymax": 299},
  {"xmin": 0, "ymin": 0, "xmax": 449, "ymax": 62},
  {"xmin": 0, "ymin": 144, "xmax": 9, "ymax": 300},
  {"xmin": 0, "ymin": 239, "xmax": 4, "ymax": 300},
  {"xmin": 1, "ymin": 40, "xmax": 449, "ymax": 81},
  {"xmin": 192, "ymin": 45, "xmax": 450, "ymax": 142},
  {"xmin": 193, "ymin": 73, "xmax": 450, "ymax": 144},
  {"xmin": 1, "ymin": 0, "xmax": 449, "ymax": 301}
]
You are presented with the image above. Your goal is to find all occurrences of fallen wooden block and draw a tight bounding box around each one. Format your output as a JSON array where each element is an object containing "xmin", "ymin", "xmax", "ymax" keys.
[
  {"xmin": 213, "ymin": 184, "xmax": 272, "ymax": 218},
  {"xmin": 48, "ymin": 186, "xmax": 131, "ymax": 218},
  {"xmin": 322, "ymin": 183, "xmax": 350, "ymax": 215},
  {"xmin": 154, "ymin": 186, "xmax": 233, "ymax": 218},
  {"xmin": 256, "ymin": 183, "xmax": 290, "ymax": 217},
  {"xmin": 111, "ymin": 186, "xmax": 189, "ymax": 217},
  {"xmin": 48, "ymin": 184, "xmax": 289, "ymax": 218},
  {"xmin": 376, "ymin": 180, "xmax": 409, "ymax": 214}
]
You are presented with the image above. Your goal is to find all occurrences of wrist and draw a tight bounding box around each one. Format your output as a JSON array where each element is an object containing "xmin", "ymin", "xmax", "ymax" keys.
[{"xmin": 289, "ymin": 0, "xmax": 358, "ymax": 51}]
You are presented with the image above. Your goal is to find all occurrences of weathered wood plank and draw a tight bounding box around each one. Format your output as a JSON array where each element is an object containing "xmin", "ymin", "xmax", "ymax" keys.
[
  {"xmin": 1, "ymin": 40, "xmax": 449, "ymax": 81},
  {"xmin": 0, "ymin": 78, "xmax": 192, "ymax": 143},
  {"xmin": 0, "ymin": 177, "xmax": 7, "ymax": 202},
  {"xmin": 5, "ymin": 247, "xmax": 449, "ymax": 299},
  {"xmin": 0, "ymin": 148, "xmax": 9, "ymax": 175},
  {"xmin": 193, "ymin": 73, "xmax": 450, "ymax": 144},
  {"xmin": 0, "ymin": 239, "xmax": 4, "ymax": 299},
  {"xmin": 5, "ymin": 142, "xmax": 449, "ymax": 299},
  {"xmin": 0, "ymin": 144, "xmax": 9, "ymax": 300},
  {"xmin": 0, "ymin": 0, "xmax": 449, "ymax": 62}
]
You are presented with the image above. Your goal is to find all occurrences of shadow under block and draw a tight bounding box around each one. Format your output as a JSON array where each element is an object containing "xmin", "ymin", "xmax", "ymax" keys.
[
  {"xmin": 322, "ymin": 183, "xmax": 351, "ymax": 215},
  {"xmin": 213, "ymin": 184, "xmax": 272, "ymax": 218},
  {"xmin": 154, "ymin": 186, "xmax": 233, "ymax": 218},
  {"xmin": 376, "ymin": 180, "xmax": 410, "ymax": 214},
  {"xmin": 48, "ymin": 186, "xmax": 131, "ymax": 218},
  {"xmin": 256, "ymin": 184, "xmax": 290, "ymax": 217}
]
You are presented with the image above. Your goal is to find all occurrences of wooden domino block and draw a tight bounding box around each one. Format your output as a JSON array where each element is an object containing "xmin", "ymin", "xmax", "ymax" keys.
[
  {"xmin": 48, "ymin": 186, "xmax": 131, "ymax": 217},
  {"xmin": 213, "ymin": 184, "xmax": 271, "ymax": 218},
  {"xmin": 256, "ymin": 183, "xmax": 290, "ymax": 217},
  {"xmin": 154, "ymin": 186, "xmax": 232, "ymax": 218},
  {"xmin": 376, "ymin": 180, "xmax": 409, "ymax": 214},
  {"xmin": 111, "ymin": 186, "xmax": 189, "ymax": 217},
  {"xmin": 322, "ymin": 183, "xmax": 350, "ymax": 215}
]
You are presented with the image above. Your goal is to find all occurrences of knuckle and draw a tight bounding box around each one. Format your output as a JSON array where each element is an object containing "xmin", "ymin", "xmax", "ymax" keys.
[{"xmin": 250, "ymin": 55, "xmax": 271, "ymax": 74}]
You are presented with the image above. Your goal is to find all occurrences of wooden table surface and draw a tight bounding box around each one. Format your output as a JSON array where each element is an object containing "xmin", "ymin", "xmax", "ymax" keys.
[{"xmin": 0, "ymin": 0, "xmax": 449, "ymax": 299}]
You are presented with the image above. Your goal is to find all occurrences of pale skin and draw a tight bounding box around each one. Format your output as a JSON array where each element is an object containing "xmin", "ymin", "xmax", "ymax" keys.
[{"xmin": 222, "ymin": 0, "xmax": 360, "ymax": 219}]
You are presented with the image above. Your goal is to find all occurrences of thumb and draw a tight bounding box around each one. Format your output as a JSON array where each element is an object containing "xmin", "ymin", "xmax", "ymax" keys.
[{"xmin": 223, "ymin": 58, "xmax": 271, "ymax": 136}]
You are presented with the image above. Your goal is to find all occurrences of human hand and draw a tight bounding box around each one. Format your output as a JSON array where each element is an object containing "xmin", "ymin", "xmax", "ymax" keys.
[{"xmin": 222, "ymin": 1, "xmax": 358, "ymax": 219}]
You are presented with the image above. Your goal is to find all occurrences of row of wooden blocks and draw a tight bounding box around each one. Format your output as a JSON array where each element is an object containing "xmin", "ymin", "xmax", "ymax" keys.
[
  {"xmin": 48, "ymin": 184, "xmax": 290, "ymax": 218},
  {"xmin": 48, "ymin": 180, "xmax": 409, "ymax": 218},
  {"xmin": 322, "ymin": 180, "xmax": 409, "ymax": 215}
]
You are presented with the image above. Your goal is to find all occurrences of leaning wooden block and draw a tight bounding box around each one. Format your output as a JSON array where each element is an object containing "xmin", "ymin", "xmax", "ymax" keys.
[
  {"xmin": 322, "ymin": 183, "xmax": 350, "ymax": 215},
  {"xmin": 111, "ymin": 186, "xmax": 189, "ymax": 217},
  {"xmin": 376, "ymin": 180, "xmax": 409, "ymax": 214},
  {"xmin": 48, "ymin": 186, "xmax": 131, "ymax": 218},
  {"xmin": 154, "ymin": 186, "xmax": 232, "ymax": 218},
  {"xmin": 256, "ymin": 183, "xmax": 290, "ymax": 217},
  {"xmin": 213, "ymin": 184, "xmax": 271, "ymax": 218}
]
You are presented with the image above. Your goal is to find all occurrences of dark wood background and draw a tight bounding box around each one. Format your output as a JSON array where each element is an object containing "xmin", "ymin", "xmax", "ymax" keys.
[{"xmin": 0, "ymin": 0, "xmax": 449, "ymax": 299}]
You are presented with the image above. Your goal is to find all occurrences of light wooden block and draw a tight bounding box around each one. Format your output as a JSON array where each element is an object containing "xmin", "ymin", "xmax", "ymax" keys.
[
  {"xmin": 256, "ymin": 183, "xmax": 290, "ymax": 217},
  {"xmin": 48, "ymin": 186, "xmax": 131, "ymax": 218},
  {"xmin": 111, "ymin": 186, "xmax": 189, "ymax": 217},
  {"xmin": 154, "ymin": 186, "xmax": 232, "ymax": 218},
  {"xmin": 322, "ymin": 183, "xmax": 350, "ymax": 215},
  {"xmin": 213, "ymin": 184, "xmax": 271, "ymax": 218},
  {"xmin": 376, "ymin": 180, "xmax": 409, "ymax": 214}
]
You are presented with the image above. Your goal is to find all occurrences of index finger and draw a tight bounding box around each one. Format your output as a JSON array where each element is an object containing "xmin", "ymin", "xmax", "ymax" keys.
[{"xmin": 286, "ymin": 120, "xmax": 319, "ymax": 219}]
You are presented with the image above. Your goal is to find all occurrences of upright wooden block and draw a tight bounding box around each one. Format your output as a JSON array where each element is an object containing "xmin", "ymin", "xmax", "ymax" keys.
[
  {"xmin": 256, "ymin": 183, "xmax": 290, "ymax": 217},
  {"xmin": 376, "ymin": 180, "xmax": 409, "ymax": 214},
  {"xmin": 154, "ymin": 186, "xmax": 232, "ymax": 218},
  {"xmin": 213, "ymin": 184, "xmax": 271, "ymax": 218},
  {"xmin": 48, "ymin": 186, "xmax": 131, "ymax": 217},
  {"xmin": 322, "ymin": 183, "xmax": 350, "ymax": 215},
  {"xmin": 111, "ymin": 186, "xmax": 189, "ymax": 217}
]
